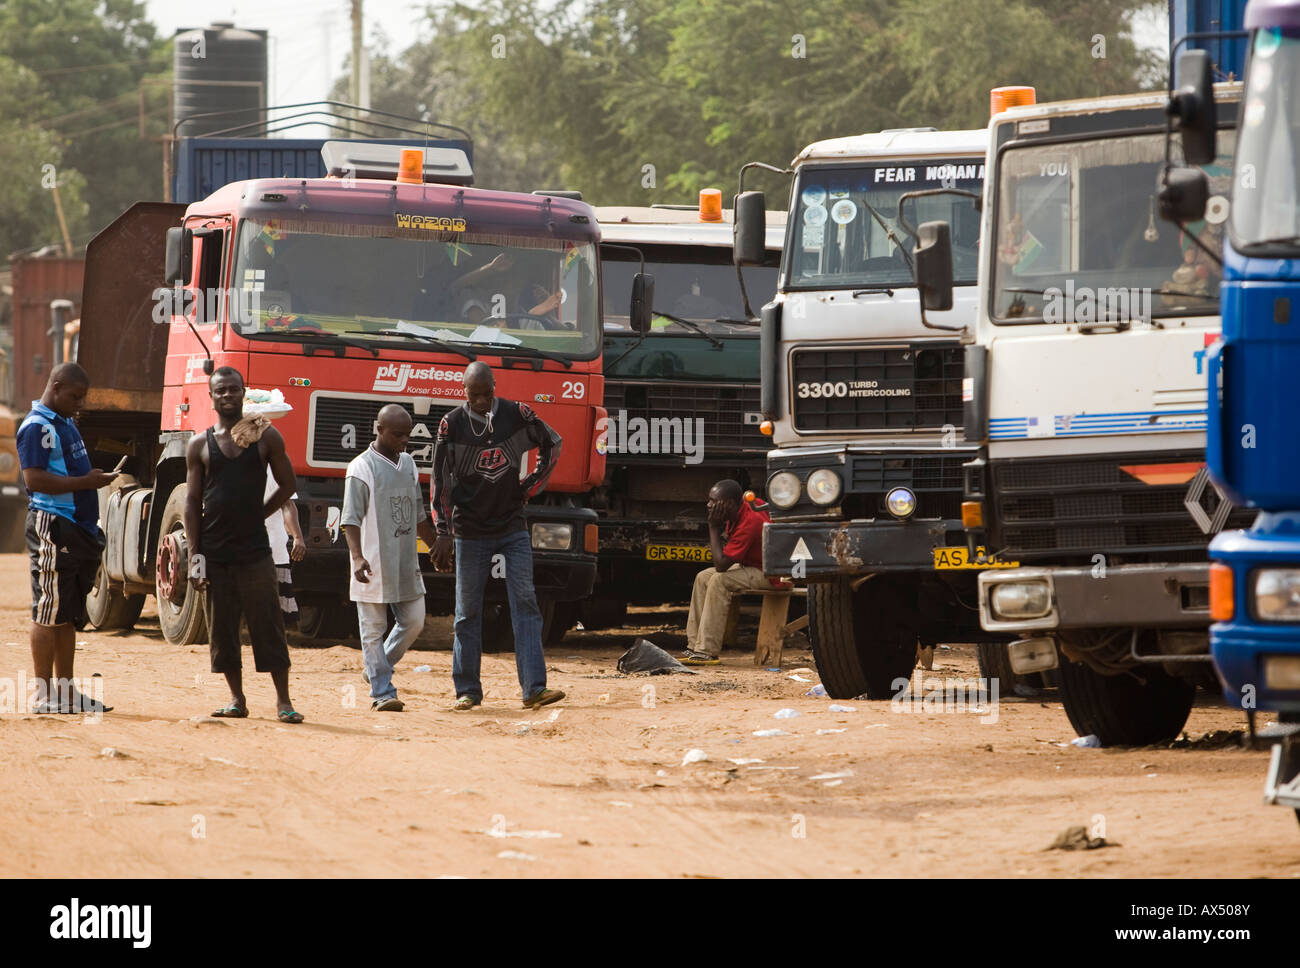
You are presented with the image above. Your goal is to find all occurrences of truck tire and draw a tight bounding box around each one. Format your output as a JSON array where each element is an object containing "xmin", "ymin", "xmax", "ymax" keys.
[
  {"xmin": 547, "ymin": 600, "xmax": 579, "ymax": 645},
  {"xmin": 84, "ymin": 561, "xmax": 145, "ymax": 630},
  {"xmin": 976, "ymin": 640, "xmax": 1025, "ymax": 695},
  {"xmin": 0, "ymin": 506, "xmax": 26, "ymax": 553},
  {"xmin": 298, "ymin": 601, "xmax": 357, "ymax": 641},
  {"xmin": 578, "ymin": 598, "xmax": 627, "ymax": 630},
  {"xmin": 1057, "ymin": 658, "xmax": 1195, "ymax": 746},
  {"xmin": 809, "ymin": 575, "xmax": 918, "ymax": 700},
  {"xmin": 481, "ymin": 599, "xmax": 556, "ymax": 653},
  {"xmin": 155, "ymin": 484, "xmax": 207, "ymax": 646}
]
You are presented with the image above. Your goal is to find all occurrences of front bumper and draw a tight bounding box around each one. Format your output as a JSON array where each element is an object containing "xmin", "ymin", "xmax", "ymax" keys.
[
  {"xmin": 978, "ymin": 563, "xmax": 1210, "ymax": 633},
  {"xmin": 1211, "ymin": 622, "xmax": 1300, "ymax": 713},
  {"xmin": 763, "ymin": 517, "xmax": 965, "ymax": 578},
  {"xmin": 293, "ymin": 496, "xmax": 596, "ymax": 604}
]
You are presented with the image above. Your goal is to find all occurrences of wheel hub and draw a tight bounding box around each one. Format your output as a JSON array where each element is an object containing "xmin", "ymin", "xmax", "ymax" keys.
[{"xmin": 156, "ymin": 531, "xmax": 188, "ymax": 606}]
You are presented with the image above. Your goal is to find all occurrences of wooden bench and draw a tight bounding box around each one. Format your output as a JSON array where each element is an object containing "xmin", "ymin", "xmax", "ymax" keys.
[{"xmin": 721, "ymin": 586, "xmax": 809, "ymax": 666}]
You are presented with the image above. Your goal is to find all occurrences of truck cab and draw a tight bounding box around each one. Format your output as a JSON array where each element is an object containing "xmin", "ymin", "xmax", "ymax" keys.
[
  {"xmin": 1164, "ymin": 0, "xmax": 1300, "ymax": 819},
  {"xmin": 735, "ymin": 128, "xmax": 1001, "ymax": 699},
  {"xmin": 582, "ymin": 198, "xmax": 783, "ymax": 626},
  {"xmin": 79, "ymin": 143, "xmax": 620, "ymax": 644},
  {"xmin": 958, "ymin": 85, "xmax": 1250, "ymax": 745}
]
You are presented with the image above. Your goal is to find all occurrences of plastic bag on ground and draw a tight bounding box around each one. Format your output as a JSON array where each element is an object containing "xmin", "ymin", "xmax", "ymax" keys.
[{"xmin": 616, "ymin": 638, "xmax": 697, "ymax": 675}]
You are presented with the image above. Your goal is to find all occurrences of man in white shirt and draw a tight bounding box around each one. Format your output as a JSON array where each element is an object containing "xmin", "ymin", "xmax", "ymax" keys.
[
  {"xmin": 264, "ymin": 466, "xmax": 306, "ymax": 630},
  {"xmin": 341, "ymin": 404, "xmax": 436, "ymax": 711}
]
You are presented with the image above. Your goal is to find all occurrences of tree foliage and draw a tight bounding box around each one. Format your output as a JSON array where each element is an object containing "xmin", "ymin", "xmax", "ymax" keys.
[
  {"xmin": 0, "ymin": 0, "xmax": 170, "ymax": 257},
  {"xmin": 341, "ymin": 0, "xmax": 1163, "ymax": 203}
]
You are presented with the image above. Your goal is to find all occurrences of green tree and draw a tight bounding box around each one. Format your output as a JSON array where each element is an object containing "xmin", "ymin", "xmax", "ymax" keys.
[{"xmin": 0, "ymin": 0, "xmax": 170, "ymax": 251}]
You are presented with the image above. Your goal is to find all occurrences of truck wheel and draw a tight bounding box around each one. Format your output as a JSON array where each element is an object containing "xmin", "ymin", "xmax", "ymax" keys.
[
  {"xmin": 155, "ymin": 484, "xmax": 207, "ymax": 646},
  {"xmin": 809, "ymin": 575, "xmax": 918, "ymax": 700},
  {"xmin": 481, "ymin": 600, "xmax": 556, "ymax": 652},
  {"xmin": 578, "ymin": 598, "xmax": 627, "ymax": 630},
  {"xmin": 547, "ymin": 601, "xmax": 579, "ymax": 645},
  {"xmin": 298, "ymin": 602, "xmax": 357, "ymax": 641},
  {"xmin": 0, "ymin": 507, "xmax": 26, "ymax": 553},
  {"xmin": 1057, "ymin": 657, "xmax": 1195, "ymax": 746},
  {"xmin": 976, "ymin": 640, "xmax": 1027, "ymax": 695},
  {"xmin": 84, "ymin": 561, "xmax": 145, "ymax": 630}
]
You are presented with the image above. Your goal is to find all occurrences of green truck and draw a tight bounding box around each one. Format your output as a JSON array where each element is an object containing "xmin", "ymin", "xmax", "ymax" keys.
[{"xmin": 569, "ymin": 200, "xmax": 783, "ymax": 630}]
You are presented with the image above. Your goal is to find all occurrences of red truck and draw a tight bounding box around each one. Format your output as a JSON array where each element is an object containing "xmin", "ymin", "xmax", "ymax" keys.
[{"xmin": 77, "ymin": 142, "xmax": 637, "ymax": 644}]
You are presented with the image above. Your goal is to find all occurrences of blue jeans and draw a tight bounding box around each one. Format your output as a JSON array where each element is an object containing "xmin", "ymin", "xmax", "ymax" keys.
[
  {"xmin": 452, "ymin": 529, "xmax": 547, "ymax": 701},
  {"xmin": 357, "ymin": 597, "xmax": 425, "ymax": 701}
]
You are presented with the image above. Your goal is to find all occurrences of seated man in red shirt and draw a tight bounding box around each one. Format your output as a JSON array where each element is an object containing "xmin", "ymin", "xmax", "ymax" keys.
[{"xmin": 681, "ymin": 479, "xmax": 778, "ymax": 665}]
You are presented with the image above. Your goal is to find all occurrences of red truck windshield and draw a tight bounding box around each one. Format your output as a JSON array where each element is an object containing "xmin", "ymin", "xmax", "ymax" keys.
[{"xmin": 230, "ymin": 217, "xmax": 601, "ymax": 357}]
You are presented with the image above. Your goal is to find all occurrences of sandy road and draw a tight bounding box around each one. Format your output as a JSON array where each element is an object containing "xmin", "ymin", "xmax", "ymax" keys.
[{"xmin": 0, "ymin": 553, "xmax": 1294, "ymax": 878}]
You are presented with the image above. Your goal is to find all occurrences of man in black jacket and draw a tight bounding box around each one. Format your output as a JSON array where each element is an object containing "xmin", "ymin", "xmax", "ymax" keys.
[{"xmin": 431, "ymin": 361, "xmax": 566, "ymax": 711}]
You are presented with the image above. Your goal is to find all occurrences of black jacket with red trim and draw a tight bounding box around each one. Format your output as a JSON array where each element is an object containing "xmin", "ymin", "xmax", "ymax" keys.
[{"xmin": 430, "ymin": 398, "xmax": 561, "ymax": 538}]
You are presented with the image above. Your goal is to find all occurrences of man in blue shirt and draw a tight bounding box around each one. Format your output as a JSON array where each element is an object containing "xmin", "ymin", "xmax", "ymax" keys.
[{"xmin": 17, "ymin": 363, "xmax": 119, "ymax": 713}]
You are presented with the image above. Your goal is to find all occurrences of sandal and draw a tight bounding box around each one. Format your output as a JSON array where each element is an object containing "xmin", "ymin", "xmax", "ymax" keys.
[
  {"xmin": 211, "ymin": 703, "xmax": 249, "ymax": 718},
  {"xmin": 680, "ymin": 650, "xmax": 720, "ymax": 666},
  {"xmin": 452, "ymin": 695, "xmax": 480, "ymax": 711},
  {"xmin": 277, "ymin": 709, "xmax": 305, "ymax": 724}
]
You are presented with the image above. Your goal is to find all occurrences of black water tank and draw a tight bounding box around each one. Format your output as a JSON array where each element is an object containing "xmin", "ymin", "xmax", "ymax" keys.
[{"xmin": 173, "ymin": 21, "xmax": 268, "ymax": 138}]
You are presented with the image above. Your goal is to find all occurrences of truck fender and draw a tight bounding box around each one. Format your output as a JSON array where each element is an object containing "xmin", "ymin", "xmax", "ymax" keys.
[{"xmin": 144, "ymin": 441, "xmax": 192, "ymax": 572}]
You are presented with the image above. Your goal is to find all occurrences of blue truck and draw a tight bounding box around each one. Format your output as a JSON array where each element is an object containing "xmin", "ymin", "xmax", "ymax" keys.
[
  {"xmin": 1165, "ymin": 0, "xmax": 1300, "ymax": 823},
  {"xmin": 170, "ymin": 102, "xmax": 471, "ymax": 203}
]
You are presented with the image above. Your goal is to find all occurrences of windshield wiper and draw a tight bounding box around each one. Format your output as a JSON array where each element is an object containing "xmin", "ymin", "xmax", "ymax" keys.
[
  {"xmin": 711, "ymin": 316, "xmax": 759, "ymax": 326},
  {"xmin": 647, "ymin": 310, "xmax": 724, "ymax": 348},
  {"xmin": 244, "ymin": 330, "xmax": 378, "ymax": 357},
  {"xmin": 468, "ymin": 341, "xmax": 574, "ymax": 369},
  {"xmin": 861, "ymin": 201, "xmax": 914, "ymax": 271},
  {"xmin": 345, "ymin": 330, "xmax": 477, "ymax": 362}
]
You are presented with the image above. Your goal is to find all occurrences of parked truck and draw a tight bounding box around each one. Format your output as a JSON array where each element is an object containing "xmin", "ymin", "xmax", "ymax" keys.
[
  {"xmin": 78, "ymin": 138, "xmax": 639, "ymax": 644},
  {"xmin": 945, "ymin": 83, "xmax": 1250, "ymax": 745},
  {"xmin": 733, "ymin": 127, "xmax": 1010, "ymax": 699},
  {"xmin": 1166, "ymin": 0, "xmax": 1300, "ymax": 819},
  {"xmin": 579, "ymin": 196, "xmax": 782, "ymax": 627}
]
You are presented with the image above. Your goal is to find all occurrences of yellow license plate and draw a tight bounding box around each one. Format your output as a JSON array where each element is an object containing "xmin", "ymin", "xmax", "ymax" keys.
[
  {"xmin": 932, "ymin": 546, "xmax": 1019, "ymax": 570},
  {"xmin": 646, "ymin": 544, "xmax": 712, "ymax": 563}
]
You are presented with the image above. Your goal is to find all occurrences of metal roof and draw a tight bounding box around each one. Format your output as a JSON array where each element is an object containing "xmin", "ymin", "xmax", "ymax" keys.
[
  {"xmin": 593, "ymin": 206, "xmax": 786, "ymax": 249},
  {"xmin": 794, "ymin": 128, "xmax": 988, "ymax": 164}
]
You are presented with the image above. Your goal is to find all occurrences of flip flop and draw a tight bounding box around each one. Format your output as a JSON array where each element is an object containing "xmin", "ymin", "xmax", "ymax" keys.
[
  {"xmin": 211, "ymin": 704, "xmax": 249, "ymax": 718},
  {"xmin": 452, "ymin": 695, "xmax": 480, "ymax": 711},
  {"xmin": 277, "ymin": 709, "xmax": 305, "ymax": 724}
]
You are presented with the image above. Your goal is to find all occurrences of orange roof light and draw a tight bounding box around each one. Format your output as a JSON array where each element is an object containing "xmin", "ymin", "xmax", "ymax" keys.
[
  {"xmin": 990, "ymin": 86, "xmax": 1036, "ymax": 119},
  {"xmin": 1209, "ymin": 563, "xmax": 1234, "ymax": 622},
  {"xmin": 396, "ymin": 149, "xmax": 424, "ymax": 185},
  {"xmin": 699, "ymin": 188, "xmax": 723, "ymax": 222}
]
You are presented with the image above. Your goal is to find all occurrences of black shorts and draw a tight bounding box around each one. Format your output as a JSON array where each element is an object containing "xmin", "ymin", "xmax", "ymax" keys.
[
  {"xmin": 205, "ymin": 553, "xmax": 290, "ymax": 674},
  {"xmin": 27, "ymin": 509, "xmax": 104, "ymax": 628}
]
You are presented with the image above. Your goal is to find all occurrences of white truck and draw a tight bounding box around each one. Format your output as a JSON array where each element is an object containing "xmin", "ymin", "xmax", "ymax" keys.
[
  {"xmin": 733, "ymin": 128, "xmax": 1007, "ymax": 699},
  {"xmin": 945, "ymin": 86, "xmax": 1251, "ymax": 744}
]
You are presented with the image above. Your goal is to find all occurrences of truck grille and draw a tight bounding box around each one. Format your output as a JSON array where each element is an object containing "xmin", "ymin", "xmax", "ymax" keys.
[
  {"xmin": 991, "ymin": 452, "xmax": 1256, "ymax": 560},
  {"xmin": 790, "ymin": 344, "xmax": 963, "ymax": 433},
  {"xmin": 604, "ymin": 381, "xmax": 766, "ymax": 456},
  {"xmin": 310, "ymin": 395, "xmax": 455, "ymax": 472}
]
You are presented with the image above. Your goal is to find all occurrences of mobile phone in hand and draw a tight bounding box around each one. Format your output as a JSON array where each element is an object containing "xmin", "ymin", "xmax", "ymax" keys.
[{"xmin": 111, "ymin": 455, "xmax": 128, "ymax": 473}]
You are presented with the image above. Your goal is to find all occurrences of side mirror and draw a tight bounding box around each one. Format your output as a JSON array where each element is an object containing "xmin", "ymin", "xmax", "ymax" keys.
[
  {"xmin": 914, "ymin": 221, "xmax": 954, "ymax": 312},
  {"xmin": 1169, "ymin": 49, "xmax": 1217, "ymax": 166},
  {"xmin": 1158, "ymin": 167, "xmax": 1210, "ymax": 223},
  {"xmin": 733, "ymin": 191, "xmax": 766, "ymax": 266},
  {"xmin": 164, "ymin": 227, "xmax": 192, "ymax": 286},
  {"xmin": 630, "ymin": 272, "xmax": 655, "ymax": 334}
]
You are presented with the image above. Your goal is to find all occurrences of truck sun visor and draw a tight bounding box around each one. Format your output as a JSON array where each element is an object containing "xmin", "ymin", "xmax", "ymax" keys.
[{"xmin": 319, "ymin": 141, "xmax": 474, "ymax": 187}]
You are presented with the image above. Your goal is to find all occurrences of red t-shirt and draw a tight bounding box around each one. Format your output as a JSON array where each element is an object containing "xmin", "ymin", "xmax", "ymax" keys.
[{"xmin": 723, "ymin": 501, "xmax": 768, "ymax": 570}]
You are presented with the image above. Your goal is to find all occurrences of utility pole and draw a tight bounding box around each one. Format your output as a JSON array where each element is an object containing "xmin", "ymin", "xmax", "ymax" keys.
[{"xmin": 350, "ymin": 0, "xmax": 362, "ymax": 108}]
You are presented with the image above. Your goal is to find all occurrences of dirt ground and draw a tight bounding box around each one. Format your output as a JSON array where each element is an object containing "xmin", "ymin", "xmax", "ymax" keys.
[{"xmin": 0, "ymin": 553, "xmax": 1295, "ymax": 878}]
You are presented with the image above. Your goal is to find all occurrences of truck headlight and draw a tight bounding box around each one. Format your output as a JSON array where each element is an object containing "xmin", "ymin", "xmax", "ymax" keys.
[
  {"xmin": 989, "ymin": 580, "xmax": 1051, "ymax": 619},
  {"xmin": 1255, "ymin": 569, "xmax": 1300, "ymax": 622},
  {"xmin": 885, "ymin": 487, "xmax": 917, "ymax": 519},
  {"xmin": 1263, "ymin": 655, "xmax": 1300, "ymax": 690},
  {"xmin": 768, "ymin": 471, "xmax": 801, "ymax": 509},
  {"xmin": 530, "ymin": 523, "xmax": 572, "ymax": 550},
  {"xmin": 806, "ymin": 469, "xmax": 841, "ymax": 506}
]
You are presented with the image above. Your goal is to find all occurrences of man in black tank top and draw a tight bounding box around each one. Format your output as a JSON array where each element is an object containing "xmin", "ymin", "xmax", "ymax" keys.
[{"xmin": 184, "ymin": 367, "xmax": 304, "ymax": 723}]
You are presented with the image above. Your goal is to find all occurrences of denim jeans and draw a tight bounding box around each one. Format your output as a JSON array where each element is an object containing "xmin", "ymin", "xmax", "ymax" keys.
[
  {"xmin": 452, "ymin": 529, "xmax": 547, "ymax": 701},
  {"xmin": 357, "ymin": 596, "xmax": 426, "ymax": 701}
]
